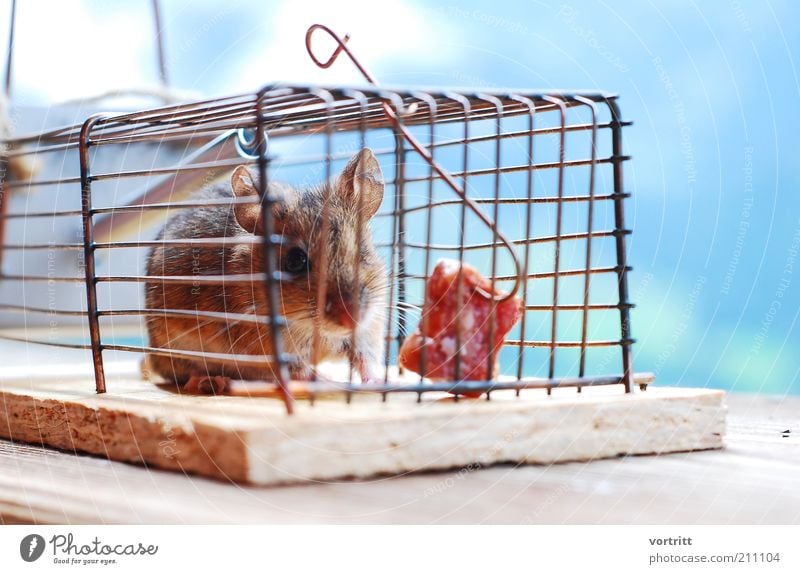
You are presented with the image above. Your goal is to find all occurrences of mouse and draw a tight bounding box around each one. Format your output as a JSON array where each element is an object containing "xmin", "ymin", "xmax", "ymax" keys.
[{"xmin": 143, "ymin": 148, "xmax": 388, "ymax": 394}]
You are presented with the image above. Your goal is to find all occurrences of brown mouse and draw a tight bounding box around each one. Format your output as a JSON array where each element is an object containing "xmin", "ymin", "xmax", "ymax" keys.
[{"xmin": 143, "ymin": 148, "xmax": 388, "ymax": 393}]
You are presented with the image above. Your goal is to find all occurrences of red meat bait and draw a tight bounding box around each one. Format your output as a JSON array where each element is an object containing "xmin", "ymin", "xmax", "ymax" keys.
[{"xmin": 399, "ymin": 259, "xmax": 523, "ymax": 392}]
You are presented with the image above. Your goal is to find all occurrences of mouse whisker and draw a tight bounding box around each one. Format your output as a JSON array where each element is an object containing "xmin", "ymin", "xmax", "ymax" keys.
[{"xmin": 388, "ymin": 302, "xmax": 422, "ymax": 311}]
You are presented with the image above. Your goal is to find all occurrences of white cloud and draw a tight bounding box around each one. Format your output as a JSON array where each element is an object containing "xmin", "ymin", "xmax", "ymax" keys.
[
  {"xmin": 0, "ymin": 0, "xmax": 458, "ymax": 104},
  {"xmin": 0, "ymin": 0, "xmax": 463, "ymax": 236},
  {"xmin": 4, "ymin": 0, "xmax": 155, "ymax": 104}
]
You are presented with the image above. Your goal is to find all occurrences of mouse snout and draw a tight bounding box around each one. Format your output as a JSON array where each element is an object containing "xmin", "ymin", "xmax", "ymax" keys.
[{"xmin": 324, "ymin": 290, "xmax": 359, "ymax": 330}]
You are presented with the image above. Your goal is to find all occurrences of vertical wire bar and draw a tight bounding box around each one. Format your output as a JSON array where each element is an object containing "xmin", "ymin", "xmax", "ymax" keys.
[
  {"xmin": 4, "ymin": 0, "xmax": 16, "ymax": 96},
  {"xmin": 510, "ymin": 95, "xmax": 536, "ymax": 395},
  {"xmin": 455, "ymin": 125, "xmax": 468, "ymax": 386},
  {"xmin": 372, "ymin": 89, "xmax": 413, "ymax": 394},
  {"xmin": 79, "ymin": 115, "xmax": 108, "ymax": 393},
  {"xmin": 414, "ymin": 92, "xmax": 437, "ymax": 384},
  {"xmin": 151, "ymin": 0, "xmax": 169, "ymax": 87},
  {"xmin": 344, "ymin": 90, "xmax": 368, "ymax": 389},
  {"xmin": 543, "ymin": 96, "xmax": 567, "ymax": 392},
  {"xmin": 475, "ymin": 94, "xmax": 504, "ymax": 396},
  {"xmin": 256, "ymin": 87, "xmax": 293, "ymax": 413},
  {"xmin": 447, "ymin": 93, "xmax": 471, "ymax": 388},
  {"xmin": 395, "ymin": 129, "xmax": 408, "ymax": 370},
  {"xmin": 0, "ymin": 0, "xmax": 16, "ymax": 269},
  {"xmin": 311, "ymin": 89, "xmax": 335, "ymax": 398},
  {"xmin": 575, "ymin": 96, "xmax": 598, "ymax": 383},
  {"xmin": 607, "ymin": 97, "xmax": 634, "ymax": 392},
  {"xmin": 0, "ymin": 156, "xmax": 7, "ymax": 271},
  {"xmin": 383, "ymin": 130, "xmax": 401, "ymax": 388}
]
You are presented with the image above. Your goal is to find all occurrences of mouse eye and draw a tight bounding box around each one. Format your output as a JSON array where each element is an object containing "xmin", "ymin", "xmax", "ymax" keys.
[{"xmin": 284, "ymin": 247, "xmax": 310, "ymax": 274}]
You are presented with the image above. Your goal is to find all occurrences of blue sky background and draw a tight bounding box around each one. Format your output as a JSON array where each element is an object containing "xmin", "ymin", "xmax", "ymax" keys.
[{"xmin": 3, "ymin": 0, "xmax": 798, "ymax": 394}]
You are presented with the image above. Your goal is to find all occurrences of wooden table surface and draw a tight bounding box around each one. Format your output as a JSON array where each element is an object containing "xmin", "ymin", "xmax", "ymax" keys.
[{"xmin": 0, "ymin": 392, "xmax": 798, "ymax": 524}]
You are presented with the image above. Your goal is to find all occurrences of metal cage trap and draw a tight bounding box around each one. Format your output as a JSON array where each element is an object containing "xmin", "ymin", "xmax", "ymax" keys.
[{"xmin": 0, "ymin": 24, "xmax": 652, "ymax": 416}]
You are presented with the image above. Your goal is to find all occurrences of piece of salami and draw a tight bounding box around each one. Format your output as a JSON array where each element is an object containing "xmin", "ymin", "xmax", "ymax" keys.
[{"xmin": 399, "ymin": 259, "xmax": 523, "ymax": 385}]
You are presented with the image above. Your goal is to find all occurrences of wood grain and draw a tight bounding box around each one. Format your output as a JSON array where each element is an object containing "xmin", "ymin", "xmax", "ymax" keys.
[
  {"xmin": 0, "ymin": 393, "xmax": 796, "ymax": 524},
  {"xmin": 0, "ymin": 375, "xmax": 723, "ymax": 485}
]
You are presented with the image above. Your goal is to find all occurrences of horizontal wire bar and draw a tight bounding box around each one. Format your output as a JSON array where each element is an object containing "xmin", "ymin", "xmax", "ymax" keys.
[
  {"xmin": 6, "ymin": 93, "xmax": 257, "ymax": 145},
  {"xmin": 401, "ymin": 266, "xmax": 631, "ymax": 282},
  {"xmin": 385, "ymin": 230, "xmax": 629, "ymax": 252},
  {"xmin": 84, "ymin": 119, "xmax": 258, "ymax": 148},
  {"xmin": 228, "ymin": 372, "xmax": 654, "ymax": 396},
  {"xmin": 103, "ymin": 93, "xmax": 259, "ymax": 126},
  {"xmin": 374, "ymin": 193, "xmax": 631, "ymax": 219},
  {"xmin": 0, "ymin": 301, "xmax": 630, "ymax": 316},
  {"xmin": 3, "ymin": 231, "xmax": 628, "ymax": 252},
  {"xmin": 4, "ymin": 141, "xmax": 78, "ymax": 158},
  {"xmin": 82, "ymin": 93, "xmax": 356, "ymax": 146},
  {"xmin": 8, "ymin": 95, "xmax": 263, "ymax": 147},
  {"xmin": 0, "ymin": 303, "xmax": 86, "ymax": 316},
  {"xmin": 0, "ymin": 274, "xmax": 85, "ymax": 283},
  {"xmin": 0, "ymin": 191, "xmax": 630, "ymax": 222},
  {"xmin": 94, "ymin": 236, "xmax": 286, "ymax": 249},
  {"xmin": 1, "ymin": 243, "xmax": 83, "ymax": 251},
  {"xmin": 0, "ymin": 209, "xmax": 82, "ymax": 220},
  {"xmin": 5, "ymin": 152, "xmax": 623, "ymax": 190},
  {"xmin": 0, "ymin": 272, "xmax": 290, "ymax": 284},
  {"xmin": 90, "ymin": 156, "xmax": 254, "ymax": 182},
  {"xmin": 524, "ymin": 302, "xmax": 634, "ymax": 311},
  {"xmin": 0, "ymin": 268, "xmax": 626, "ymax": 287},
  {"xmin": 504, "ymin": 338, "xmax": 635, "ymax": 348},
  {"xmin": 0, "ymin": 336, "xmax": 635, "ymax": 363},
  {"xmin": 0, "ymin": 304, "xmax": 286, "ymax": 326},
  {"xmin": 95, "ymin": 272, "xmax": 289, "ymax": 284},
  {"xmin": 0, "ymin": 332, "xmax": 91, "ymax": 350},
  {"xmin": 398, "ymin": 156, "xmax": 625, "ymax": 185},
  {"xmin": 4, "ymin": 176, "xmax": 81, "ymax": 190},
  {"xmin": 106, "ymin": 343, "xmax": 293, "ymax": 368},
  {"xmin": 98, "ymin": 308, "xmax": 284, "ymax": 326},
  {"xmin": 90, "ymin": 195, "xmax": 263, "ymax": 215}
]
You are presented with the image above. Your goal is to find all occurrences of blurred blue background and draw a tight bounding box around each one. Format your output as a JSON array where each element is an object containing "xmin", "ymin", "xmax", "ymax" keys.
[{"xmin": 3, "ymin": 0, "xmax": 798, "ymax": 394}]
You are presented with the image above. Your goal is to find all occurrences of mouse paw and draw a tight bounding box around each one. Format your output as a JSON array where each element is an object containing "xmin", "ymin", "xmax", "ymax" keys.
[
  {"xmin": 355, "ymin": 359, "xmax": 382, "ymax": 385},
  {"xmin": 184, "ymin": 375, "xmax": 231, "ymax": 395},
  {"xmin": 356, "ymin": 369, "xmax": 381, "ymax": 385}
]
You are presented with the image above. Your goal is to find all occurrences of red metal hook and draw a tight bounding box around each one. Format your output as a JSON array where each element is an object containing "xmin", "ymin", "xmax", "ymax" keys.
[{"xmin": 305, "ymin": 24, "xmax": 376, "ymax": 83}]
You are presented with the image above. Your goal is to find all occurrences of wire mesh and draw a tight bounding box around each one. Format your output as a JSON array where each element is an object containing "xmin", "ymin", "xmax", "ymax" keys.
[{"xmin": 0, "ymin": 84, "xmax": 642, "ymax": 413}]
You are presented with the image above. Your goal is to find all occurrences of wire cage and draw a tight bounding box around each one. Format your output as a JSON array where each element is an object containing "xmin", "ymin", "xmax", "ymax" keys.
[{"xmin": 0, "ymin": 81, "xmax": 643, "ymax": 414}]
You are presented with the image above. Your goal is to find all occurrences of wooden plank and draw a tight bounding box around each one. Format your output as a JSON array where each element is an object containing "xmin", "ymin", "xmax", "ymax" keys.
[
  {"xmin": 0, "ymin": 375, "xmax": 724, "ymax": 485},
  {"xmin": 0, "ymin": 393, "xmax": 797, "ymax": 524}
]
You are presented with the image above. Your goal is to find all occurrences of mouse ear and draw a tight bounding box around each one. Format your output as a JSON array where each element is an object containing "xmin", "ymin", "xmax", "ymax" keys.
[
  {"xmin": 337, "ymin": 148, "xmax": 384, "ymax": 220},
  {"xmin": 231, "ymin": 165, "xmax": 294, "ymax": 234},
  {"xmin": 231, "ymin": 165, "xmax": 262, "ymax": 233}
]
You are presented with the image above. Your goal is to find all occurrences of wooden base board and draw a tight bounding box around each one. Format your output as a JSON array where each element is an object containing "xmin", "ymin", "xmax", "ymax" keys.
[{"xmin": 0, "ymin": 376, "xmax": 726, "ymax": 485}]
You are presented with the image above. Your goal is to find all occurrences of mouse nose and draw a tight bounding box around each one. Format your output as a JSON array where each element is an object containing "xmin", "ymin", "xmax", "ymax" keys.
[{"xmin": 324, "ymin": 291, "xmax": 359, "ymax": 330}]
